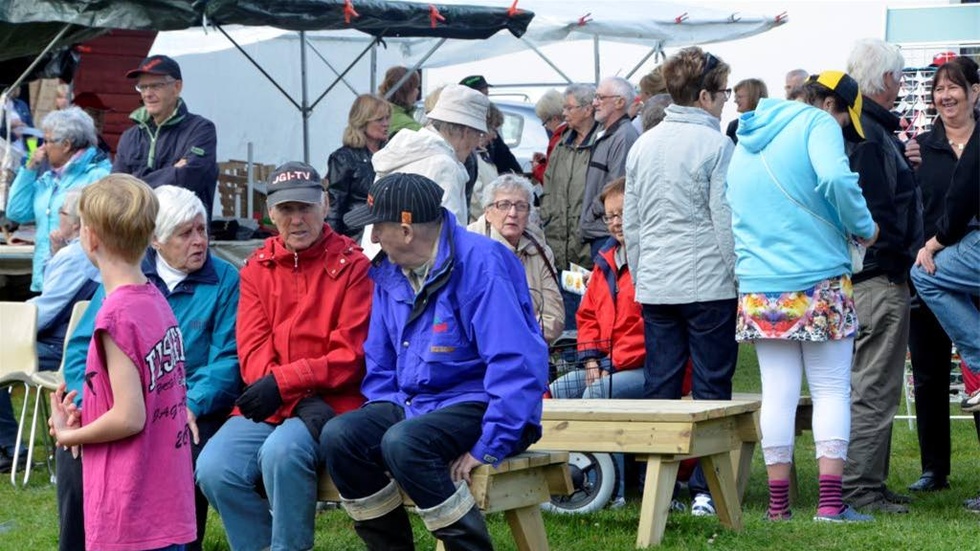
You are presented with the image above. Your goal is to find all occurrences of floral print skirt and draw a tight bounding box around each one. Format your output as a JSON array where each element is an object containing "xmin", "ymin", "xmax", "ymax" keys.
[{"xmin": 736, "ymin": 275, "xmax": 857, "ymax": 342}]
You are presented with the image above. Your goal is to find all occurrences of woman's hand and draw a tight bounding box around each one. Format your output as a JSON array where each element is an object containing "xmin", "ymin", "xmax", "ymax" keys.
[
  {"xmin": 856, "ymin": 223, "xmax": 880, "ymax": 248},
  {"xmin": 26, "ymin": 145, "xmax": 46, "ymax": 170},
  {"xmin": 905, "ymin": 138, "xmax": 922, "ymax": 168}
]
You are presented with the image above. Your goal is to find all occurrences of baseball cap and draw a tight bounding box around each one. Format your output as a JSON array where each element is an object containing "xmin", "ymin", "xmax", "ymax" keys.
[
  {"xmin": 126, "ymin": 55, "xmax": 182, "ymax": 80},
  {"xmin": 266, "ymin": 161, "xmax": 324, "ymax": 207},
  {"xmin": 460, "ymin": 75, "xmax": 493, "ymax": 90},
  {"xmin": 72, "ymin": 92, "xmax": 108, "ymax": 111},
  {"xmin": 931, "ymin": 51, "xmax": 957, "ymax": 67},
  {"xmin": 343, "ymin": 173, "xmax": 444, "ymax": 228},
  {"xmin": 808, "ymin": 71, "xmax": 864, "ymax": 140}
]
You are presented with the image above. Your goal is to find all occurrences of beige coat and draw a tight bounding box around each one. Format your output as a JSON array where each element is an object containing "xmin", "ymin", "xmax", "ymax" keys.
[{"xmin": 467, "ymin": 215, "xmax": 565, "ymax": 344}]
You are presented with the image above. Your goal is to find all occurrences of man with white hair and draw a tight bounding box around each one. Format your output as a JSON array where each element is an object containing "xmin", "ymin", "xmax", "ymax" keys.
[
  {"xmin": 785, "ymin": 68, "xmax": 808, "ymax": 99},
  {"xmin": 580, "ymin": 76, "xmax": 640, "ymax": 259},
  {"xmin": 842, "ymin": 37, "xmax": 923, "ymax": 514}
]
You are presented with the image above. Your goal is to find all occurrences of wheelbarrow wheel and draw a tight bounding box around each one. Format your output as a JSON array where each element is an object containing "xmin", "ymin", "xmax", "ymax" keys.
[{"xmin": 541, "ymin": 451, "xmax": 616, "ymax": 514}]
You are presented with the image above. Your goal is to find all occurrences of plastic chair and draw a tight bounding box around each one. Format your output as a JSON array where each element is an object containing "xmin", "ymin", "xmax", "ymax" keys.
[
  {"xmin": 0, "ymin": 301, "xmax": 39, "ymax": 487},
  {"xmin": 27, "ymin": 300, "xmax": 90, "ymax": 485}
]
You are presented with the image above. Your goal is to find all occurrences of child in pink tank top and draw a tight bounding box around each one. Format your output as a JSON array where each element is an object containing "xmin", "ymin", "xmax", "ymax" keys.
[{"xmin": 49, "ymin": 175, "xmax": 195, "ymax": 551}]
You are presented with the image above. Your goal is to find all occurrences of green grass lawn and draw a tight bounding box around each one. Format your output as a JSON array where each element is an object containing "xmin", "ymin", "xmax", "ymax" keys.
[{"xmin": 3, "ymin": 344, "xmax": 978, "ymax": 550}]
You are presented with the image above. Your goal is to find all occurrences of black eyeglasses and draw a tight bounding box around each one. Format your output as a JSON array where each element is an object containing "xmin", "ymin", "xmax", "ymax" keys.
[
  {"xmin": 602, "ymin": 212, "xmax": 623, "ymax": 223},
  {"xmin": 716, "ymin": 88, "xmax": 733, "ymax": 100}
]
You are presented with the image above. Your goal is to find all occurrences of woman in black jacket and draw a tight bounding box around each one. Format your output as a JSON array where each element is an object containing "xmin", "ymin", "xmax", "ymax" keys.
[
  {"xmin": 326, "ymin": 94, "xmax": 391, "ymax": 239},
  {"xmin": 907, "ymin": 56, "xmax": 980, "ymax": 497}
]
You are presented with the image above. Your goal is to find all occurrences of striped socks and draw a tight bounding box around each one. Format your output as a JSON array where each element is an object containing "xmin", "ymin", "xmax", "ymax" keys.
[
  {"xmin": 817, "ymin": 474, "xmax": 845, "ymax": 516},
  {"xmin": 767, "ymin": 479, "xmax": 791, "ymax": 520}
]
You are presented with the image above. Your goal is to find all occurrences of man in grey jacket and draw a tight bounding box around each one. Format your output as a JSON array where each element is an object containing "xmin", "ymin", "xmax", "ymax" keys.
[{"xmin": 580, "ymin": 76, "xmax": 640, "ymax": 259}]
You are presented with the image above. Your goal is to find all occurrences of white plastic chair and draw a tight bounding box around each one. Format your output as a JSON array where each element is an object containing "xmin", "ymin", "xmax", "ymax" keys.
[
  {"xmin": 0, "ymin": 301, "xmax": 39, "ymax": 486},
  {"xmin": 27, "ymin": 300, "xmax": 90, "ymax": 485}
]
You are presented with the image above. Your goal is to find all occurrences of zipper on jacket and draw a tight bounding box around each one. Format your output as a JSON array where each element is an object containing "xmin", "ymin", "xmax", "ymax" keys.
[{"xmin": 293, "ymin": 251, "xmax": 299, "ymax": 270}]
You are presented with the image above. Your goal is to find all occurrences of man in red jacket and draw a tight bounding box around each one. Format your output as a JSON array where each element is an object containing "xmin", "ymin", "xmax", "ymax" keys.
[{"xmin": 196, "ymin": 161, "xmax": 373, "ymax": 551}]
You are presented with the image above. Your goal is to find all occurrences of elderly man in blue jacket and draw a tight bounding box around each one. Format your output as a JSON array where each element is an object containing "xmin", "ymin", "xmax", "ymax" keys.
[
  {"xmin": 321, "ymin": 172, "xmax": 548, "ymax": 551},
  {"xmin": 113, "ymin": 55, "xmax": 219, "ymax": 215}
]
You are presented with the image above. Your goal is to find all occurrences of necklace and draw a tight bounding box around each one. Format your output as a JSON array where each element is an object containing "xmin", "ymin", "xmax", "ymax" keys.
[{"xmin": 949, "ymin": 139, "xmax": 966, "ymax": 152}]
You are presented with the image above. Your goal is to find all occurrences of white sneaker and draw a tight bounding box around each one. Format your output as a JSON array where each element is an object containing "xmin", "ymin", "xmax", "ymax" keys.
[
  {"xmin": 608, "ymin": 497, "xmax": 626, "ymax": 509},
  {"xmin": 691, "ymin": 493, "xmax": 716, "ymax": 517},
  {"xmin": 962, "ymin": 389, "xmax": 980, "ymax": 412}
]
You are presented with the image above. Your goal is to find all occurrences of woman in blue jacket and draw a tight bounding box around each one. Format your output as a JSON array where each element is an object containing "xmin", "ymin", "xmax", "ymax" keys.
[
  {"xmin": 7, "ymin": 106, "xmax": 110, "ymax": 292},
  {"xmin": 726, "ymin": 72, "xmax": 878, "ymax": 523}
]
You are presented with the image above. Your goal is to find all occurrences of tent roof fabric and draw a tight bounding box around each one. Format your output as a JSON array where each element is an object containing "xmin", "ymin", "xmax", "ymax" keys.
[{"xmin": 0, "ymin": 0, "xmax": 535, "ymax": 62}]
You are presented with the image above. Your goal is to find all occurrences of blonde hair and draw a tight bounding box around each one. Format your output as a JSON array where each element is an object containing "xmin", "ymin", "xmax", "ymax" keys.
[
  {"xmin": 79, "ymin": 174, "xmax": 158, "ymax": 264},
  {"xmin": 342, "ymin": 94, "xmax": 391, "ymax": 148}
]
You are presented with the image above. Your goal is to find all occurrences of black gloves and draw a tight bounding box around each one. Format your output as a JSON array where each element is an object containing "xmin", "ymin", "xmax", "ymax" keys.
[
  {"xmin": 236, "ymin": 374, "xmax": 283, "ymax": 421},
  {"xmin": 293, "ymin": 397, "xmax": 335, "ymax": 440}
]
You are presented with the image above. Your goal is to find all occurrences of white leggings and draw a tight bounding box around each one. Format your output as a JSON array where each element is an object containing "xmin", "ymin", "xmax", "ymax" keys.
[{"xmin": 756, "ymin": 338, "xmax": 853, "ymax": 465}]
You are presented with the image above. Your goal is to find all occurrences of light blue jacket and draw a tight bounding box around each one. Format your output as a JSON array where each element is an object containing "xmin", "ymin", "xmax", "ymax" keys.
[
  {"xmin": 727, "ymin": 98, "xmax": 876, "ymax": 293},
  {"xmin": 362, "ymin": 210, "xmax": 548, "ymax": 466},
  {"xmin": 64, "ymin": 251, "xmax": 241, "ymax": 416},
  {"xmin": 7, "ymin": 146, "xmax": 111, "ymax": 291}
]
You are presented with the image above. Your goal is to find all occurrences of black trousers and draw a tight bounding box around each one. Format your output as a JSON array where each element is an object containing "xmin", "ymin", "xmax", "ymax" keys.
[{"xmin": 56, "ymin": 413, "xmax": 227, "ymax": 551}]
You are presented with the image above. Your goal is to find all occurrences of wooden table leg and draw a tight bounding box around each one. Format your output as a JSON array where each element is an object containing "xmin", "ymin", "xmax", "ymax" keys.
[
  {"xmin": 636, "ymin": 456, "xmax": 680, "ymax": 549},
  {"xmin": 732, "ymin": 409, "xmax": 760, "ymax": 502},
  {"xmin": 700, "ymin": 451, "xmax": 743, "ymax": 531},
  {"xmin": 505, "ymin": 504, "xmax": 550, "ymax": 551}
]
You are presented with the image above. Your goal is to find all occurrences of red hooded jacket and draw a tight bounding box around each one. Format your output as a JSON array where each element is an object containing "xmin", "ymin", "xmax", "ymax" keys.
[{"xmin": 235, "ymin": 225, "xmax": 373, "ymax": 422}]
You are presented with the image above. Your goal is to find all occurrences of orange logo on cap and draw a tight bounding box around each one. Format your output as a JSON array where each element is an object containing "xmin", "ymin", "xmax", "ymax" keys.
[
  {"xmin": 401, "ymin": 212, "xmax": 413, "ymax": 224},
  {"xmin": 143, "ymin": 58, "xmax": 163, "ymax": 70}
]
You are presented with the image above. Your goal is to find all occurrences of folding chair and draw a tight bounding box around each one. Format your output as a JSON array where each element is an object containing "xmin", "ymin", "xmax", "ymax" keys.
[
  {"xmin": 0, "ymin": 301, "xmax": 39, "ymax": 487},
  {"xmin": 28, "ymin": 300, "xmax": 90, "ymax": 485}
]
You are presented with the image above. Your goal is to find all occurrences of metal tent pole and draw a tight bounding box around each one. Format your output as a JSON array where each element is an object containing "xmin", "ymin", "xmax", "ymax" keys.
[{"xmin": 300, "ymin": 30, "xmax": 310, "ymax": 164}]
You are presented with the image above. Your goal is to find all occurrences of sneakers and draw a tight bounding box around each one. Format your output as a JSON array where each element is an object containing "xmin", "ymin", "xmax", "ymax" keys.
[
  {"xmin": 691, "ymin": 493, "xmax": 716, "ymax": 517},
  {"xmin": 964, "ymin": 494, "xmax": 980, "ymax": 513},
  {"xmin": 814, "ymin": 505, "xmax": 873, "ymax": 523},
  {"xmin": 962, "ymin": 389, "xmax": 980, "ymax": 412},
  {"xmin": 669, "ymin": 499, "xmax": 686, "ymax": 513},
  {"xmin": 608, "ymin": 497, "xmax": 626, "ymax": 510},
  {"xmin": 764, "ymin": 509, "xmax": 793, "ymax": 521},
  {"xmin": 849, "ymin": 491, "xmax": 909, "ymax": 514}
]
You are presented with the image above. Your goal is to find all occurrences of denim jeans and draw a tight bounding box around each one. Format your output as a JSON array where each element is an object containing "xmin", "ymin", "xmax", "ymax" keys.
[
  {"xmin": 549, "ymin": 359, "xmax": 645, "ymax": 399},
  {"xmin": 196, "ymin": 416, "xmax": 321, "ymax": 551},
  {"xmin": 641, "ymin": 299, "xmax": 738, "ymax": 496},
  {"xmin": 321, "ymin": 402, "xmax": 488, "ymax": 509},
  {"xmin": 911, "ymin": 229, "xmax": 980, "ymax": 374}
]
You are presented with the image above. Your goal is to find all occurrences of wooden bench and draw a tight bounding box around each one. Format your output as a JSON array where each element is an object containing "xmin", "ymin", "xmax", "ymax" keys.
[
  {"xmin": 317, "ymin": 450, "xmax": 572, "ymax": 551},
  {"xmin": 530, "ymin": 399, "xmax": 761, "ymax": 548}
]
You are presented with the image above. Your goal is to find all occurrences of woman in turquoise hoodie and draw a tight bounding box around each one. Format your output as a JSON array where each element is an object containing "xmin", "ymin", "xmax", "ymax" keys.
[
  {"xmin": 7, "ymin": 106, "xmax": 110, "ymax": 292},
  {"xmin": 726, "ymin": 72, "xmax": 878, "ymax": 523}
]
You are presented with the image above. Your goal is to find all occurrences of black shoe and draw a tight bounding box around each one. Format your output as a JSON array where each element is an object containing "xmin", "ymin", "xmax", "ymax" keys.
[
  {"xmin": 0, "ymin": 448, "xmax": 27, "ymax": 474},
  {"xmin": 882, "ymin": 486, "xmax": 913, "ymax": 504},
  {"xmin": 908, "ymin": 472, "xmax": 950, "ymax": 492},
  {"xmin": 849, "ymin": 491, "xmax": 909, "ymax": 514}
]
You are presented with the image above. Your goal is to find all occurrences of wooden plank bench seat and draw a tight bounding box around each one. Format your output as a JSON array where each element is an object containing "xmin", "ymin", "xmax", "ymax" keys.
[
  {"xmin": 317, "ymin": 450, "xmax": 572, "ymax": 551},
  {"xmin": 529, "ymin": 399, "xmax": 761, "ymax": 548}
]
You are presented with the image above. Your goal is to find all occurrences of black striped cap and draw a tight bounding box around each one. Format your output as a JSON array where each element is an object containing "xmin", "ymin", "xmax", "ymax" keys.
[{"xmin": 343, "ymin": 173, "xmax": 444, "ymax": 228}]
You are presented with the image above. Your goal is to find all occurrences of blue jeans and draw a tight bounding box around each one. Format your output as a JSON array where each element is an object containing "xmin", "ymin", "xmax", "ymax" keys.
[
  {"xmin": 195, "ymin": 416, "xmax": 321, "ymax": 551},
  {"xmin": 911, "ymin": 229, "xmax": 980, "ymax": 374},
  {"xmin": 641, "ymin": 299, "xmax": 738, "ymax": 496},
  {"xmin": 549, "ymin": 360, "xmax": 645, "ymax": 399}
]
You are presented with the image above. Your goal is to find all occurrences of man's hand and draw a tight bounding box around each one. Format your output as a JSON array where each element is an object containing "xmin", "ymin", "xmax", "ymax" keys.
[
  {"xmin": 293, "ymin": 397, "xmax": 335, "ymax": 440},
  {"xmin": 174, "ymin": 158, "xmax": 188, "ymax": 168},
  {"xmin": 186, "ymin": 408, "xmax": 200, "ymax": 445},
  {"xmin": 235, "ymin": 374, "xmax": 283, "ymax": 421},
  {"xmin": 584, "ymin": 359, "xmax": 601, "ymax": 385},
  {"xmin": 450, "ymin": 453, "xmax": 484, "ymax": 484},
  {"xmin": 905, "ymin": 138, "xmax": 922, "ymax": 168},
  {"xmin": 914, "ymin": 236, "xmax": 945, "ymax": 275}
]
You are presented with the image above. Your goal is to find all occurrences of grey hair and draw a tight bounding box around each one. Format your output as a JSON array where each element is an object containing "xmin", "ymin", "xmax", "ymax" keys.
[
  {"xmin": 601, "ymin": 76, "xmax": 636, "ymax": 105},
  {"xmin": 481, "ymin": 173, "xmax": 535, "ymax": 210},
  {"xmin": 641, "ymin": 93, "xmax": 672, "ymax": 132},
  {"xmin": 61, "ymin": 188, "xmax": 83, "ymax": 221},
  {"xmin": 786, "ymin": 69, "xmax": 808, "ymax": 82},
  {"xmin": 429, "ymin": 119, "xmax": 470, "ymax": 139},
  {"xmin": 564, "ymin": 83, "xmax": 596, "ymax": 108},
  {"xmin": 535, "ymin": 89, "xmax": 563, "ymax": 121},
  {"xmin": 153, "ymin": 185, "xmax": 207, "ymax": 243},
  {"xmin": 41, "ymin": 106, "xmax": 96, "ymax": 150},
  {"xmin": 847, "ymin": 38, "xmax": 905, "ymax": 96}
]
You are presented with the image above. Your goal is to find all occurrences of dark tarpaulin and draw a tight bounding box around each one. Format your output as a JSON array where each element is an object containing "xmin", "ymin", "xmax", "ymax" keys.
[
  {"xmin": 204, "ymin": 0, "xmax": 534, "ymax": 39},
  {"xmin": 0, "ymin": 0, "xmax": 202, "ymax": 63}
]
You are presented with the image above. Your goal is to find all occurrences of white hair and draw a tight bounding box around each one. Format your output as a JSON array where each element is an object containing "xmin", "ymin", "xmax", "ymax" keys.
[
  {"xmin": 42, "ymin": 106, "xmax": 96, "ymax": 150},
  {"xmin": 153, "ymin": 185, "xmax": 207, "ymax": 243},
  {"xmin": 60, "ymin": 188, "xmax": 83, "ymax": 221},
  {"xmin": 601, "ymin": 76, "xmax": 636, "ymax": 106},
  {"xmin": 481, "ymin": 173, "xmax": 535, "ymax": 210},
  {"xmin": 847, "ymin": 38, "xmax": 905, "ymax": 96}
]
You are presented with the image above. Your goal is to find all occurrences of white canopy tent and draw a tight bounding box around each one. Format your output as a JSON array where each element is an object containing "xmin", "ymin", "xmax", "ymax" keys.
[{"xmin": 151, "ymin": 0, "xmax": 786, "ymax": 166}]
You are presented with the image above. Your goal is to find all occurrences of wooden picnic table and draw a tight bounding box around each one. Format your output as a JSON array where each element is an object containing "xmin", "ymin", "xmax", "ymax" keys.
[{"xmin": 530, "ymin": 398, "xmax": 761, "ymax": 548}]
